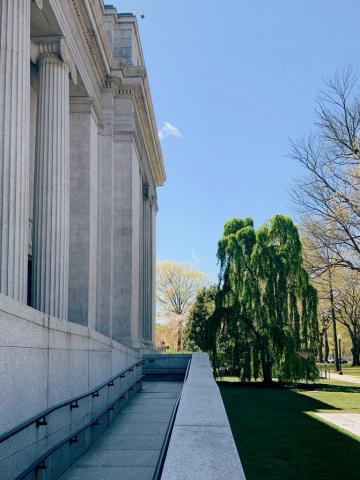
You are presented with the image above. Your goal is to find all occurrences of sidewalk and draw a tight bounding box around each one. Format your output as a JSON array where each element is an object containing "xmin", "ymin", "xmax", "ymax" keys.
[
  {"xmin": 330, "ymin": 372, "xmax": 360, "ymax": 385},
  {"xmin": 315, "ymin": 413, "xmax": 360, "ymax": 438}
]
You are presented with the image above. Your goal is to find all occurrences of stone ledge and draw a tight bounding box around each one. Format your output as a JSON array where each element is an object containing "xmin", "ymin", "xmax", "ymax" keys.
[
  {"xmin": 0, "ymin": 293, "xmax": 135, "ymax": 355},
  {"xmin": 0, "ymin": 294, "xmax": 140, "ymax": 437},
  {"xmin": 161, "ymin": 353, "xmax": 246, "ymax": 480}
]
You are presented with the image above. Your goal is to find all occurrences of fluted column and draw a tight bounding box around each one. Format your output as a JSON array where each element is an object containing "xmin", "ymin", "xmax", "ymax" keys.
[
  {"xmin": 0, "ymin": 0, "xmax": 31, "ymax": 302},
  {"xmin": 141, "ymin": 186, "xmax": 155, "ymax": 346},
  {"xmin": 31, "ymin": 38, "xmax": 76, "ymax": 319},
  {"xmin": 141, "ymin": 186, "xmax": 149, "ymax": 343},
  {"xmin": 150, "ymin": 201, "xmax": 157, "ymax": 344}
]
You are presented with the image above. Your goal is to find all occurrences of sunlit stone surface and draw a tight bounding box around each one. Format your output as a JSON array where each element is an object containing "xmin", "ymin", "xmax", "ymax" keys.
[{"xmin": 0, "ymin": 0, "xmax": 165, "ymax": 348}]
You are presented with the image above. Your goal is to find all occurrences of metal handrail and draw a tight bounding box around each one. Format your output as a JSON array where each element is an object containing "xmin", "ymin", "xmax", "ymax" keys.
[
  {"xmin": 0, "ymin": 359, "xmax": 144, "ymax": 444},
  {"xmin": 15, "ymin": 375, "xmax": 145, "ymax": 480},
  {"xmin": 152, "ymin": 357, "xmax": 192, "ymax": 480}
]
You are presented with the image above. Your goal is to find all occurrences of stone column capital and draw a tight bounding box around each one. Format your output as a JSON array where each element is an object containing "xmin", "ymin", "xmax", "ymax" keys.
[{"xmin": 31, "ymin": 37, "xmax": 77, "ymax": 85}]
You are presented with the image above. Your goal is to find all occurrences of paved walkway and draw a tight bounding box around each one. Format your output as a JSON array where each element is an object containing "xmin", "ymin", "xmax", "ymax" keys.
[
  {"xmin": 330, "ymin": 373, "xmax": 360, "ymax": 385},
  {"xmin": 60, "ymin": 381, "xmax": 182, "ymax": 480},
  {"xmin": 315, "ymin": 413, "xmax": 360, "ymax": 438}
]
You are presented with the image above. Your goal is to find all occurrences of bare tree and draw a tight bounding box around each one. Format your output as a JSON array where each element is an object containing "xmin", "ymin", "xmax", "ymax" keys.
[
  {"xmin": 302, "ymin": 228, "xmax": 341, "ymax": 370},
  {"xmin": 291, "ymin": 68, "xmax": 360, "ymax": 272},
  {"xmin": 156, "ymin": 261, "xmax": 209, "ymax": 351},
  {"xmin": 336, "ymin": 272, "xmax": 360, "ymax": 366},
  {"xmin": 318, "ymin": 311, "xmax": 331, "ymax": 364}
]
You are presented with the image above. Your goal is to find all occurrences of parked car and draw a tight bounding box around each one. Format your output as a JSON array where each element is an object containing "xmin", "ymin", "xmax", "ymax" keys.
[{"xmin": 326, "ymin": 357, "xmax": 348, "ymax": 364}]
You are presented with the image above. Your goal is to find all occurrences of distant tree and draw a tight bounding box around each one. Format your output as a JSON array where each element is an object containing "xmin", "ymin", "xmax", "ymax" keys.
[
  {"xmin": 318, "ymin": 310, "xmax": 331, "ymax": 364},
  {"xmin": 209, "ymin": 216, "xmax": 319, "ymax": 384},
  {"xmin": 156, "ymin": 320, "xmax": 182, "ymax": 351},
  {"xmin": 156, "ymin": 261, "xmax": 208, "ymax": 351},
  {"xmin": 183, "ymin": 286, "xmax": 217, "ymax": 352},
  {"xmin": 291, "ymin": 68, "xmax": 360, "ymax": 273},
  {"xmin": 301, "ymin": 225, "xmax": 341, "ymax": 370},
  {"xmin": 336, "ymin": 271, "xmax": 360, "ymax": 366}
]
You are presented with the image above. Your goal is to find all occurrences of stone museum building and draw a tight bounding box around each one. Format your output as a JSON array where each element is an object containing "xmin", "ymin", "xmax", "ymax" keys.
[
  {"xmin": 0, "ymin": 0, "xmax": 164, "ymax": 448},
  {"xmin": 0, "ymin": 0, "xmax": 164, "ymax": 349},
  {"xmin": 0, "ymin": 2, "xmax": 245, "ymax": 479}
]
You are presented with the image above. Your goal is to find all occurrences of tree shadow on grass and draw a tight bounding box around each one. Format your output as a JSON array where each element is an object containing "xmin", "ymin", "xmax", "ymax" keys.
[
  {"xmin": 295, "ymin": 383, "xmax": 360, "ymax": 394},
  {"xmin": 220, "ymin": 385, "xmax": 360, "ymax": 480},
  {"xmin": 217, "ymin": 380, "xmax": 360, "ymax": 394}
]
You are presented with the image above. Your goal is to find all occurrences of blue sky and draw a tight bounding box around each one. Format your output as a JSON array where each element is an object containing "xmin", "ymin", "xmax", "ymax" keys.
[{"xmin": 110, "ymin": 0, "xmax": 360, "ymax": 277}]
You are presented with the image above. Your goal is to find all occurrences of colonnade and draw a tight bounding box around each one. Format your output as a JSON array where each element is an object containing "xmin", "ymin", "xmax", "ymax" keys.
[
  {"xmin": 0, "ymin": 1, "xmax": 85, "ymax": 320},
  {"xmin": 0, "ymin": 0, "xmax": 156, "ymax": 348},
  {"xmin": 141, "ymin": 185, "xmax": 156, "ymax": 345},
  {"xmin": 0, "ymin": 0, "xmax": 31, "ymax": 304}
]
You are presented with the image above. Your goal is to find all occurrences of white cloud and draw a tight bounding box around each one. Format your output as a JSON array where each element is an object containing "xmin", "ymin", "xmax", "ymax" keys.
[
  {"xmin": 158, "ymin": 121, "xmax": 182, "ymax": 140},
  {"xmin": 191, "ymin": 248, "xmax": 201, "ymax": 265}
]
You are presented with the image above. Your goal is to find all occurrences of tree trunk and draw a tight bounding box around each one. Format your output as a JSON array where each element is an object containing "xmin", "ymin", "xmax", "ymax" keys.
[
  {"xmin": 177, "ymin": 319, "xmax": 183, "ymax": 352},
  {"xmin": 261, "ymin": 350, "xmax": 273, "ymax": 385},
  {"xmin": 324, "ymin": 330, "xmax": 329, "ymax": 363},
  {"xmin": 319, "ymin": 333, "xmax": 324, "ymax": 363},
  {"xmin": 351, "ymin": 345, "xmax": 360, "ymax": 366}
]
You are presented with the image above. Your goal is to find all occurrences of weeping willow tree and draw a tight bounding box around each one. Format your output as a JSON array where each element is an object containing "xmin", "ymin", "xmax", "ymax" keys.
[{"xmin": 210, "ymin": 215, "xmax": 319, "ymax": 384}]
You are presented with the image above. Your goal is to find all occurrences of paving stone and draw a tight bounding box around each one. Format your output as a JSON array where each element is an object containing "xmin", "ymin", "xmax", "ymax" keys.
[
  {"xmin": 92, "ymin": 434, "xmax": 164, "ymax": 451},
  {"xmin": 162, "ymin": 426, "xmax": 245, "ymax": 480},
  {"xmin": 123, "ymin": 405, "xmax": 175, "ymax": 414},
  {"xmin": 108, "ymin": 421, "xmax": 169, "ymax": 436},
  {"xmin": 61, "ymin": 466, "xmax": 154, "ymax": 480},
  {"xmin": 161, "ymin": 354, "xmax": 246, "ymax": 480},
  {"xmin": 315, "ymin": 413, "xmax": 360, "ymax": 437},
  {"xmin": 76, "ymin": 449, "xmax": 159, "ymax": 467},
  {"xmin": 118, "ymin": 413, "xmax": 174, "ymax": 423},
  {"xmin": 331, "ymin": 373, "xmax": 360, "ymax": 385},
  {"xmin": 58, "ymin": 381, "xmax": 182, "ymax": 479}
]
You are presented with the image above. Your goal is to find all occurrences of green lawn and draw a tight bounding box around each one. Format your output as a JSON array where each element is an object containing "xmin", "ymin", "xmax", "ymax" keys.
[
  {"xmin": 220, "ymin": 380, "xmax": 360, "ymax": 480},
  {"xmin": 330, "ymin": 364, "xmax": 360, "ymax": 377}
]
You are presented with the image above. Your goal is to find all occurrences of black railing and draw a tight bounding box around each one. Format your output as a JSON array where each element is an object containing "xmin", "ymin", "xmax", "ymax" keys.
[
  {"xmin": 0, "ymin": 359, "xmax": 144, "ymax": 479},
  {"xmin": 15, "ymin": 374, "xmax": 144, "ymax": 480},
  {"xmin": 152, "ymin": 358, "xmax": 192, "ymax": 480},
  {"xmin": 0, "ymin": 359, "xmax": 143, "ymax": 445}
]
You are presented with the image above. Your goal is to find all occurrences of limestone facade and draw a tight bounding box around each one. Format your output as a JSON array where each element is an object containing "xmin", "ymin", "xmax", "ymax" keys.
[{"xmin": 0, "ymin": 0, "xmax": 165, "ymax": 350}]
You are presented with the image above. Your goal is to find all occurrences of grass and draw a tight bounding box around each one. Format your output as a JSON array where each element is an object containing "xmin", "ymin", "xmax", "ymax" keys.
[
  {"xmin": 329, "ymin": 364, "xmax": 360, "ymax": 377},
  {"xmin": 218, "ymin": 363, "xmax": 360, "ymax": 381},
  {"xmin": 155, "ymin": 349, "xmax": 192, "ymax": 354},
  {"xmin": 220, "ymin": 380, "xmax": 360, "ymax": 480}
]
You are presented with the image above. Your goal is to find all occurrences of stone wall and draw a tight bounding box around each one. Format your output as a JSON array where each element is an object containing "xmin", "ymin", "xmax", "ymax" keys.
[
  {"xmin": 161, "ymin": 353, "xmax": 246, "ymax": 480},
  {"xmin": 0, "ymin": 293, "xmax": 140, "ymax": 437}
]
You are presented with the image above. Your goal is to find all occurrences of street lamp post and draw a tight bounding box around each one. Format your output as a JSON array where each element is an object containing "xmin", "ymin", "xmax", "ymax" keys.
[{"xmin": 337, "ymin": 335, "xmax": 343, "ymax": 375}]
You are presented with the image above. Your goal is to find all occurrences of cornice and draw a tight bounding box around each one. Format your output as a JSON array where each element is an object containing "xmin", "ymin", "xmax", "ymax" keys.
[
  {"xmin": 133, "ymin": 85, "xmax": 165, "ymax": 187},
  {"xmin": 111, "ymin": 68, "xmax": 165, "ymax": 187},
  {"xmin": 69, "ymin": 0, "xmax": 111, "ymax": 87},
  {"xmin": 110, "ymin": 76, "xmax": 165, "ymax": 187},
  {"xmin": 49, "ymin": 0, "xmax": 103, "ymax": 117}
]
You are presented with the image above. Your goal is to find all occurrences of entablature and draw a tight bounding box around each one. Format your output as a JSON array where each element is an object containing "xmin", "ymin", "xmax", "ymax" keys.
[
  {"xmin": 109, "ymin": 74, "xmax": 165, "ymax": 188},
  {"xmin": 31, "ymin": 0, "xmax": 165, "ymax": 187}
]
